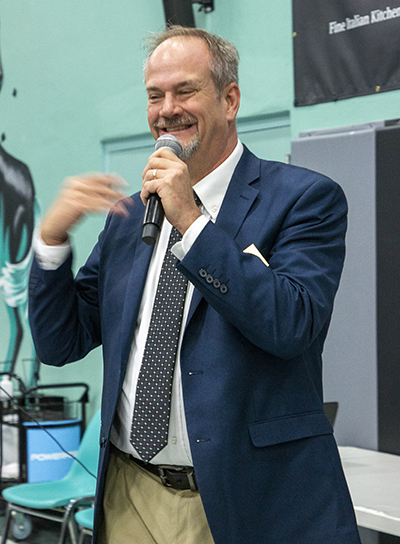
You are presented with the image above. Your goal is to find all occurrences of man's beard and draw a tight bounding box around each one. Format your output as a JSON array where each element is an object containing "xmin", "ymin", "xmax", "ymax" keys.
[
  {"xmin": 180, "ymin": 132, "xmax": 200, "ymax": 161},
  {"xmin": 154, "ymin": 117, "xmax": 200, "ymax": 161}
]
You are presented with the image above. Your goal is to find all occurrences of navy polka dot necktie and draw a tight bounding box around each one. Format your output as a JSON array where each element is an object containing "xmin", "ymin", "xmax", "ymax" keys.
[{"xmin": 130, "ymin": 226, "xmax": 188, "ymax": 462}]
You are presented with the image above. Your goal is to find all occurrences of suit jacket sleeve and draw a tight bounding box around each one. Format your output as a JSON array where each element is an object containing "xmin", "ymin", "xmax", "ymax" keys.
[{"xmin": 28, "ymin": 222, "xmax": 105, "ymax": 365}]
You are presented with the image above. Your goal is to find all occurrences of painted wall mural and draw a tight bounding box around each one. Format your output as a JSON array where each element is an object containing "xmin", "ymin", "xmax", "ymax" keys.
[{"xmin": 0, "ymin": 50, "xmax": 40, "ymax": 387}]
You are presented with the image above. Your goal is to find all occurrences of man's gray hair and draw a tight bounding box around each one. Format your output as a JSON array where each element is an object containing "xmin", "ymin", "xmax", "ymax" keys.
[{"xmin": 144, "ymin": 25, "xmax": 239, "ymax": 97}]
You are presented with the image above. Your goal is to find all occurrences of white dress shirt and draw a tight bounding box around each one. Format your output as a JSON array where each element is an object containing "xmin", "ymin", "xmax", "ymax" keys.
[{"xmin": 34, "ymin": 140, "xmax": 244, "ymax": 466}]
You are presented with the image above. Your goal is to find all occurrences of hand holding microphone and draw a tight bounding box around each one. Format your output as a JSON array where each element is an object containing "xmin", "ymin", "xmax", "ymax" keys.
[
  {"xmin": 141, "ymin": 134, "xmax": 201, "ymax": 245},
  {"xmin": 142, "ymin": 134, "xmax": 183, "ymax": 245}
]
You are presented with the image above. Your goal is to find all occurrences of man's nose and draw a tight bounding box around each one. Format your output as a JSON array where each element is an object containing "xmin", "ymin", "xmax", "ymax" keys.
[{"xmin": 159, "ymin": 93, "xmax": 182, "ymax": 118}]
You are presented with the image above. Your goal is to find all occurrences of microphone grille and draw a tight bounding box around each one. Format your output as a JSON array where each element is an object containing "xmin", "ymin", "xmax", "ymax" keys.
[{"xmin": 154, "ymin": 134, "xmax": 182, "ymax": 157}]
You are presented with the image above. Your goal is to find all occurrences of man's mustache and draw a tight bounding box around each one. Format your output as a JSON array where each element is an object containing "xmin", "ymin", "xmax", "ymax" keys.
[{"xmin": 154, "ymin": 116, "xmax": 197, "ymax": 129}]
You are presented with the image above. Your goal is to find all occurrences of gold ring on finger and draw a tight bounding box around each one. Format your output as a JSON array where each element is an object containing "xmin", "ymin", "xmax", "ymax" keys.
[{"xmin": 153, "ymin": 169, "xmax": 157, "ymax": 180}]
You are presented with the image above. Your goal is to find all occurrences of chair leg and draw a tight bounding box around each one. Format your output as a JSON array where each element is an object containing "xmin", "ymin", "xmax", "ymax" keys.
[
  {"xmin": 78, "ymin": 528, "xmax": 84, "ymax": 544},
  {"xmin": 67, "ymin": 516, "xmax": 79, "ymax": 544},
  {"xmin": 1, "ymin": 502, "xmax": 13, "ymax": 544},
  {"xmin": 78, "ymin": 528, "xmax": 93, "ymax": 544},
  {"xmin": 58, "ymin": 515, "xmax": 69, "ymax": 544},
  {"xmin": 58, "ymin": 504, "xmax": 79, "ymax": 544},
  {"xmin": 58, "ymin": 511, "xmax": 74, "ymax": 544}
]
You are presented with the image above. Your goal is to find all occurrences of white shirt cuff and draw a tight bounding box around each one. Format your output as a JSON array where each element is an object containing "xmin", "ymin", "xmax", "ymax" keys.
[
  {"xmin": 33, "ymin": 228, "xmax": 72, "ymax": 270},
  {"xmin": 172, "ymin": 215, "xmax": 209, "ymax": 261}
]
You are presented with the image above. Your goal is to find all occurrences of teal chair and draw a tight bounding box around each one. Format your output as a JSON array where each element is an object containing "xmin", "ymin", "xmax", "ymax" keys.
[
  {"xmin": 1, "ymin": 410, "xmax": 100, "ymax": 544},
  {"xmin": 75, "ymin": 503, "xmax": 94, "ymax": 544}
]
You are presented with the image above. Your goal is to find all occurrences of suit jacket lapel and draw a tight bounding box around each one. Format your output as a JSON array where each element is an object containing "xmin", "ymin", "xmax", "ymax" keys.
[
  {"xmin": 119, "ymin": 224, "xmax": 154, "ymax": 372},
  {"xmin": 187, "ymin": 147, "xmax": 260, "ymax": 322},
  {"xmin": 216, "ymin": 146, "xmax": 260, "ymax": 238}
]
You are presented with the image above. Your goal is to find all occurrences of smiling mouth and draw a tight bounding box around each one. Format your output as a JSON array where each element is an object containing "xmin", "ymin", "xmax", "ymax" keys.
[
  {"xmin": 160, "ymin": 125, "xmax": 192, "ymax": 132},
  {"xmin": 155, "ymin": 117, "xmax": 197, "ymax": 134}
]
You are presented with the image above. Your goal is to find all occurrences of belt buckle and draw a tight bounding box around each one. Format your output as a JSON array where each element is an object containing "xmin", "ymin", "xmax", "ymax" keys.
[{"xmin": 158, "ymin": 465, "xmax": 198, "ymax": 492}]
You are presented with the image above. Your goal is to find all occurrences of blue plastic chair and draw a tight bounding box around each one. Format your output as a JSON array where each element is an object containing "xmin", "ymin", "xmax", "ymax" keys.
[
  {"xmin": 1, "ymin": 409, "xmax": 100, "ymax": 544},
  {"xmin": 75, "ymin": 504, "xmax": 94, "ymax": 544}
]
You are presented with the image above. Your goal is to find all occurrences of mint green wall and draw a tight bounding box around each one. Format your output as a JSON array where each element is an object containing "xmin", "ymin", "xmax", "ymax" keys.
[
  {"xmin": 0, "ymin": 0, "xmax": 166, "ymax": 414},
  {"xmin": 1, "ymin": 0, "xmax": 399, "ymax": 416}
]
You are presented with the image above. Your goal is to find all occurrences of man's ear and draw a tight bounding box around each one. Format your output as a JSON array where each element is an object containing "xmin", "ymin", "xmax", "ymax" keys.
[{"xmin": 223, "ymin": 82, "xmax": 241, "ymax": 121}]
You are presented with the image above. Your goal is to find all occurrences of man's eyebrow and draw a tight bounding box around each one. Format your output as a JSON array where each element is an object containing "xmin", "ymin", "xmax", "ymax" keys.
[
  {"xmin": 146, "ymin": 80, "xmax": 201, "ymax": 94},
  {"xmin": 146, "ymin": 85, "xmax": 161, "ymax": 94},
  {"xmin": 175, "ymin": 79, "xmax": 201, "ymax": 88}
]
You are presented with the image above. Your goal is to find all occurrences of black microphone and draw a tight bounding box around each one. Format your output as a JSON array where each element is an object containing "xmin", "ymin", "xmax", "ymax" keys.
[{"xmin": 142, "ymin": 134, "xmax": 183, "ymax": 245}]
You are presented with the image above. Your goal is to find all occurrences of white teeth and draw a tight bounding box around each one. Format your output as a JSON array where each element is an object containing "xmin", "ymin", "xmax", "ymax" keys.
[{"xmin": 163, "ymin": 125, "xmax": 190, "ymax": 131}]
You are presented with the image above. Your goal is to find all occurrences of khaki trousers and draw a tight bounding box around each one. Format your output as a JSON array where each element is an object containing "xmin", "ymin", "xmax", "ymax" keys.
[{"xmin": 98, "ymin": 447, "xmax": 215, "ymax": 544}]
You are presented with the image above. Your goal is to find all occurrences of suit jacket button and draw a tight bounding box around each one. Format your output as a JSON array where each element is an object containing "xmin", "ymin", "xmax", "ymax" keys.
[
  {"xmin": 199, "ymin": 269, "xmax": 207, "ymax": 278},
  {"xmin": 220, "ymin": 284, "xmax": 228, "ymax": 294},
  {"xmin": 206, "ymin": 274, "xmax": 214, "ymax": 284},
  {"xmin": 213, "ymin": 279, "xmax": 221, "ymax": 289}
]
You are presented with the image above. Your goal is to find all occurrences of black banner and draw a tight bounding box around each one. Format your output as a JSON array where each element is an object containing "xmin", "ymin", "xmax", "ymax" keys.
[{"xmin": 293, "ymin": 1, "xmax": 400, "ymax": 106}]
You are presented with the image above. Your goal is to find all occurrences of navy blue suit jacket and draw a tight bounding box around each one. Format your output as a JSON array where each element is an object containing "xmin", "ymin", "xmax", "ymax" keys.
[{"xmin": 29, "ymin": 147, "xmax": 361, "ymax": 544}]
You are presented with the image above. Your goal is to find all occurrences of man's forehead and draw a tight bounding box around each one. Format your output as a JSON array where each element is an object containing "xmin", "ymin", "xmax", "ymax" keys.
[
  {"xmin": 147, "ymin": 36, "xmax": 210, "ymax": 68},
  {"xmin": 154, "ymin": 35, "xmax": 207, "ymax": 53},
  {"xmin": 145, "ymin": 37, "xmax": 212, "ymax": 86}
]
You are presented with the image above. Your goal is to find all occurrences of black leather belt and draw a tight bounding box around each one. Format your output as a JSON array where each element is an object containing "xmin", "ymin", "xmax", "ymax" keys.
[
  {"xmin": 114, "ymin": 446, "xmax": 198, "ymax": 491},
  {"xmin": 132, "ymin": 456, "xmax": 198, "ymax": 491}
]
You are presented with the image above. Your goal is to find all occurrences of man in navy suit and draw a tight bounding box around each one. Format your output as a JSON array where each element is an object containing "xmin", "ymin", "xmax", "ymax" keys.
[{"xmin": 29, "ymin": 26, "xmax": 361, "ymax": 544}]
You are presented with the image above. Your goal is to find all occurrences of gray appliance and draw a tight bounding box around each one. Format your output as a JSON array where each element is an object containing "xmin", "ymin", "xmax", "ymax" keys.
[{"xmin": 291, "ymin": 121, "xmax": 400, "ymax": 453}]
